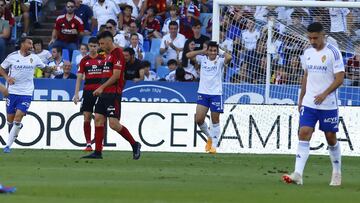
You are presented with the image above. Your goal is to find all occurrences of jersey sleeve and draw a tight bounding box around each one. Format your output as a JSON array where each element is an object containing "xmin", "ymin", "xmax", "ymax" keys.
[
  {"xmin": 195, "ymin": 55, "xmax": 204, "ymax": 63},
  {"xmin": 35, "ymin": 55, "xmax": 46, "ymax": 69},
  {"xmin": 332, "ymin": 49, "xmax": 345, "ymax": 74},
  {"xmin": 0, "ymin": 55, "xmax": 13, "ymax": 69},
  {"xmin": 300, "ymin": 54, "xmax": 307, "ymax": 71},
  {"xmin": 113, "ymin": 49, "xmax": 125, "ymax": 71},
  {"xmin": 78, "ymin": 57, "xmax": 86, "ymax": 74}
]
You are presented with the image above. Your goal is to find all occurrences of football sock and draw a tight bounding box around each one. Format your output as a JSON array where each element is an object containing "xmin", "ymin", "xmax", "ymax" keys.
[
  {"xmin": 210, "ymin": 123, "xmax": 220, "ymax": 148},
  {"xmin": 118, "ymin": 126, "xmax": 136, "ymax": 145},
  {"xmin": 6, "ymin": 122, "xmax": 22, "ymax": 148},
  {"xmin": 94, "ymin": 126, "xmax": 104, "ymax": 152},
  {"xmin": 329, "ymin": 142, "xmax": 342, "ymax": 174},
  {"xmin": 7, "ymin": 122, "xmax": 13, "ymax": 133},
  {"xmin": 294, "ymin": 140, "xmax": 310, "ymax": 176},
  {"xmin": 84, "ymin": 121, "xmax": 91, "ymax": 144},
  {"xmin": 199, "ymin": 122, "xmax": 211, "ymax": 138}
]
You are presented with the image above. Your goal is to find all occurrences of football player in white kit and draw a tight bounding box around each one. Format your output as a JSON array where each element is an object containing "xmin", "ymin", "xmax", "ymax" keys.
[
  {"xmin": 186, "ymin": 41, "xmax": 232, "ymax": 154},
  {"xmin": 282, "ymin": 22, "xmax": 344, "ymax": 186},
  {"xmin": 0, "ymin": 37, "xmax": 46, "ymax": 153}
]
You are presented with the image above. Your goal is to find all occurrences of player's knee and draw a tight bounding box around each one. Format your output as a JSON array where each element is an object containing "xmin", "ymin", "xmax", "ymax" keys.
[{"xmin": 108, "ymin": 119, "xmax": 120, "ymax": 130}]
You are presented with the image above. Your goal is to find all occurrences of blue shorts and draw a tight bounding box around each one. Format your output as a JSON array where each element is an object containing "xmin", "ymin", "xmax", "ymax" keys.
[
  {"xmin": 197, "ymin": 93, "xmax": 224, "ymax": 113},
  {"xmin": 299, "ymin": 106, "xmax": 339, "ymax": 132},
  {"xmin": 6, "ymin": 94, "xmax": 32, "ymax": 114}
]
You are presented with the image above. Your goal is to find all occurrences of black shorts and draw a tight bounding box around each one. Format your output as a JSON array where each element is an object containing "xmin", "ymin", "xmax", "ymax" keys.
[
  {"xmin": 80, "ymin": 90, "xmax": 97, "ymax": 113},
  {"xmin": 94, "ymin": 94, "xmax": 121, "ymax": 119}
]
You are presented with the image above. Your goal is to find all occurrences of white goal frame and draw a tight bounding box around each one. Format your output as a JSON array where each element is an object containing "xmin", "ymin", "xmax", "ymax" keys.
[{"xmin": 212, "ymin": 0, "xmax": 360, "ymax": 104}]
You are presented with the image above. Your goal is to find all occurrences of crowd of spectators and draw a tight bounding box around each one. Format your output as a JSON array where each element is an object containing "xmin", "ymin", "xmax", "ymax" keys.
[{"xmin": 0, "ymin": 0, "xmax": 359, "ymax": 86}]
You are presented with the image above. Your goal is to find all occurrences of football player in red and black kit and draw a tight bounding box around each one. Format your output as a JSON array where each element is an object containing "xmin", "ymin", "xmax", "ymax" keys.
[
  {"xmin": 82, "ymin": 31, "xmax": 141, "ymax": 159},
  {"xmin": 73, "ymin": 37, "xmax": 104, "ymax": 151}
]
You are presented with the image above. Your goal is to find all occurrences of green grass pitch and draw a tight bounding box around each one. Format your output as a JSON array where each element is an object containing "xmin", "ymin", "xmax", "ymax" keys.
[{"xmin": 1, "ymin": 149, "xmax": 360, "ymax": 203}]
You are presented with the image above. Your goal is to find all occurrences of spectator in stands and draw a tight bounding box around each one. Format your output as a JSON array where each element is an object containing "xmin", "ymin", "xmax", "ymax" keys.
[
  {"xmin": 179, "ymin": 0, "xmax": 200, "ymax": 19},
  {"xmin": 105, "ymin": 19, "xmax": 127, "ymax": 48},
  {"xmin": 165, "ymin": 59, "xmax": 178, "ymax": 82},
  {"xmin": 46, "ymin": 46, "xmax": 64, "ymax": 78},
  {"xmin": 33, "ymin": 38, "xmax": 51, "ymax": 78},
  {"xmin": 9, "ymin": 0, "xmax": 28, "ymax": 37},
  {"xmin": 345, "ymin": 42, "xmax": 360, "ymax": 86},
  {"xmin": 49, "ymin": 0, "xmax": 84, "ymax": 60},
  {"xmin": 117, "ymin": 0, "xmax": 146, "ymax": 21},
  {"xmin": 179, "ymin": 5, "xmax": 196, "ymax": 39},
  {"xmin": 129, "ymin": 33, "xmax": 144, "ymax": 60},
  {"xmin": 329, "ymin": 7, "xmax": 352, "ymax": 51},
  {"xmin": 160, "ymin": 21, "xmax": 186, "ymax": 65},
  {"xmin": 142, "ymin": 60, "xmax": 159, "ymax": 81},
  {"xmin": 28, "ymin": 0, "xmax": 46, "ymax": 28},
  {"xmin": 240, "ymin": 18, "xmax": 260, "ymax": 81},
  {"xmin": 175, "ymin": 67, "xmax": 196, "ymax": 82},
  {"xmin": 75, "ymin": 43, "xmax": 88, "ymax": 66},
  {"xmin": 206, "ymin": 17, "xmax": 212, "ymax": 38},
  {"xmin": 162, "ymin": 5, "xmax": 179, "ymax": 36},
  {"xmin": 271, "ymin": 65, "xmax": 287, "ymax": 85},
  {"xmin": 54, "ymin": 60, "xmax": 76, "ymax": 79},
  {"xmin": 141, "ymin": 7, "xmax": 162, "ymax": 39},
  {"xmin": 0, "ymin": 0, "xmax": 10, "ymax": 62},
  {"xmin": 128, "ymin": 21, "xmax": 143, "ymax": 46},
  {"xmin": 1, "ymin": 0, "xmax": 14, "ymax": 30},
  {"xmin": 219, "ymin": 26, "xmax": 233, "ymax": 54},
  {"xmin": 182, "ymin": 38, "xmax": 199, "ymax": 78},
  {"xmin": 286, "ymin": 55, "xmax": 303, "ymax": 85},
  {"xmin": 123, "ymin": 47, "xmax": 144, "ymax": 82},
  {"xmin": 146, "ymin": 0, "xmax": 167, "ymax": 22},
  {"xmin": 119, "ymin": 4, "xmax": 135, "ymax": 30},
  {"xmin": 191, "ymin": 20, "xmax": 209, "ymax": 51},
  {"xmin": 82, "ymin": 0, "xmax": 96, "ymax": 8},
  {"xmin": 91, "ymin": 0, "xmax": 121, "ymax": 31},
  {"xmin": 286, "ymin": 11, "xmax": 307, "ymax": 36},
  {"xmin": 72, "ymin": 0, "xmax": 93, "ymax": 35}
]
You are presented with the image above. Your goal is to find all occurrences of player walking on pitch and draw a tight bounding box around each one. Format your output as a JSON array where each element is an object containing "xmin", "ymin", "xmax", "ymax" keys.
[
  {"xmin": 186, "ymin": 41, "xmax": 232, "ymax": 154},
  {"xmin": 82, "ymin": 31, "xmax": 141, "ymax": 159},
  {"xmin": 0, "ymin": 37, "xmax": 46, "ymax": 153},
  {"xmin": 73, "ymin": 37, "xmax": 105, "ymax": 151},
  {"xmin": 282, "ymin": 22, "xmax": 344, "ymax": 186}
]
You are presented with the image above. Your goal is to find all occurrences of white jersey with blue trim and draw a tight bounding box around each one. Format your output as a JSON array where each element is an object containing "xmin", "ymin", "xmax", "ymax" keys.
[
  {"xmin": 301, "ymin": 43, "xmax": 345, "ymax": 110},
  {"xmin": 1, "ymin": 51, "xmax": 45, "ymax": 96},
  {"xmin": 196, "ymin": 55, "xmax": 225, "ymax": 95}
]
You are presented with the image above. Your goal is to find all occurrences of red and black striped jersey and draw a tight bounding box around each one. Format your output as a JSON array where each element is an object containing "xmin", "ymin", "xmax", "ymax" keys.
[
  {"xmin": 102, "ymin": 48, "xmax": 126, "ymax": 94},
  {"xmin": 78, "ymin": 54, "xmax": 106, "ymax": 91}
]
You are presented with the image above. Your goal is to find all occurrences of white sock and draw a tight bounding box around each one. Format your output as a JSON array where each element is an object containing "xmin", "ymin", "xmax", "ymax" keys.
[
  {"xmin": 7, "ymin": 122, "xmax": 13, "ymax": 133},
  {"xmin": 294, "ymin": 141, "xmax": 310, "ymax": 176},
  {"xmin": 329, "ymin": 142, "xmax": 341, "ymax": 174},
  {"xmin": 210, "ymin": 123, "xmax": 220, "ymax": 148},
  {"xmin": 199, "ymin": 122, "xmax": 210, "ymax": 138},
  {"xmin": 6, "ymin": 122, "xmax": 22, "ymax": 148}
]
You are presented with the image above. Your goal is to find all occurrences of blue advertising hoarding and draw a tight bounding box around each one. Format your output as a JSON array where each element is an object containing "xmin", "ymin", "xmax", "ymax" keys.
[{"xmin": 0, "ymin": 78, "xmax": 359, "ymax": 106}]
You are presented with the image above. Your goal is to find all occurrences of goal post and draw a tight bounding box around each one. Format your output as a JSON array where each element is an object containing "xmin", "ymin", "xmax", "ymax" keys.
[{"xmin": 212, "ymin": 0, "xmax": 360, "ymax": 106}]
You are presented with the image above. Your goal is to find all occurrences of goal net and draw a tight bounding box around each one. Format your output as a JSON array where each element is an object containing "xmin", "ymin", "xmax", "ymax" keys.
[{"xmin": 215, "ymin": 0, "xmax": 360, "ymax": 106}]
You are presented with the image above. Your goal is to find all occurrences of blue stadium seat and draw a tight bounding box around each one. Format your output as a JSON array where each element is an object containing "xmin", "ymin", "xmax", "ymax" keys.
[
  {"xmin": 62, "ymin": 49, "xmax": 70, "ymax": 61},
  {"xmin": 224, "ymin": 67, "xmax": 239, "ymax": 82},
  {"xmin": 157, "ymin": 66, "xmax": 170, "ymax": 79},
  {"xmin": 144, "ymin": 52, "xmax": 156, "ymax": 70},
  {"xmin": 143, "ymin": 40, "xmax": 150, "ymax": 52},
  {"xmin": 10, "ymin": 25, "xmax": 17, "ymax": 43},
  {"xmin": 150, "ymin": 38, "xmax": 162, "ymax": 55},
  {"xmin": 81, "ymin": 36, "xmax": 92, "ymax": 45},
  {"xmin": 199, "ymin": 13, "xmax": 212, "ymax": 36},
  {"xmin": 71, "ymin": 50, "xmax": 81, "ymax": 74}
]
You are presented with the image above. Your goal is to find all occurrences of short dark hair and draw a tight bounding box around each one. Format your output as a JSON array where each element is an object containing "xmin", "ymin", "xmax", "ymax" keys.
[
  {"xmin": 32, "ymin": 38, "xmax": 43, "ymax": 47},
  {"xmin": 19, "ymin": 37, "xmax": 32, "ymax": 45},
  {"xmin": 88, "ymin": 37, "xmax": 98, "ymax": 44},
  {"xmin": 142, "ymin": 60, "xmax": 151, "ymax": 68},
  {"xmin": 67, "ymin": 0, "xmax": 75, "ymax": 5},
  {"xmin": 130, "ymin": 33, "xmax": 139, "ymax": 39},
  {"xmin": 307, "ymin": 22, "xmax": 324, "ymax": 33},
  {"xmin": 97, "ymin": 31, "xmax": 114, "ymax": 41},
  {"xmin": 167, "ymin": 59, "xmax": 178, "ymax": 66},
  {"xmin": 192, "ymin": 19, "xmax": 202, "ymax": 27},
  {"xmin": 123, "ymin": 47, "xmax": 135, "ymax": 56},
  {"xmin": 52, "ymin": 46, "xmax": 62, "ymax": 54},
  {"xmin": 106, "ymin": 19, "xmax": 117, "ymax": 27},
  {"xmin": 124, "ymin": 5, "xmax": 133, "ymax": 12},
  {"xmin": 169, "ymin": 21, "xmax": 178, "ymax": 28},
  {"xmin": 207, "ymin": 41, "xmax": 219, "ymax": 50}
]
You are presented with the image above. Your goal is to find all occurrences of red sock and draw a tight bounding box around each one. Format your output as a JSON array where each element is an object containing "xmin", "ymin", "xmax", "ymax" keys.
[
  {"xmin": 84, "ymin": 121, "xmax": 91, "ymax": 144},
  {"xmin": 95, "ymin": 126, "xmax": 104, "ymax": 152},
  {"xmin": 118, "ymin": 126, "xmax": 136, "ymax": 145}
]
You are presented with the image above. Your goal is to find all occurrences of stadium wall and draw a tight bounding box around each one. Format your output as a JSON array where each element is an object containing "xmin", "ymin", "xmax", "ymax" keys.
[{"xmin": 0, "ymin": 102, "xmax": 359, "ymax": 156}]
